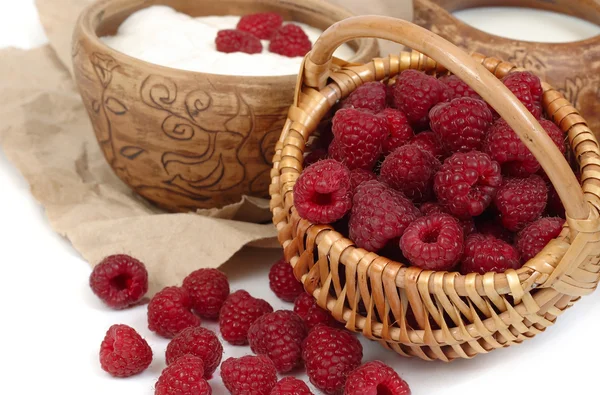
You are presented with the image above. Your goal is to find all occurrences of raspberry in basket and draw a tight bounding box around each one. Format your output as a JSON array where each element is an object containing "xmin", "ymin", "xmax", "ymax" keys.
[
  {"xmin": 236, "ymin": 12, "xmax": 283, "ymax": 40},
  {"xmin": 341, "ymin": 81, "xmax": 387, "ymax": 113},
  {"xmin": 89, "ymin": 254, "xmax": 148, "ymax": 310},
  {"xmin": 294, "ymin": 292, "xmax": 339, "ymax": 329},
  {"xmin": 165, "ymin": 326, "xmax": 223, "ymax": 378},
  {"xmin": 269, "ymin": 257, "xmax": 304, "ymax": 302},
  {"xmin": 182, "ymin": 268, "xmax": 229, "ymax": 319},
  {"xmin": 271, "ymin": 377, "xmax": 313, "ymax": 395},
  {"xmin": 516, "ymin": 217, "xmax": 565, "ymax": 262},
  {"xmin": 219, "ymin": 290, "xmax": 273, "ymax": 345},
  {"xmin": 215, "ymin": 29, "xmax": 262, "ymax": 54},
  {"xmin": 494, "ymin": 175, "xmax": 548, "ymax": 231},
  {"xmin": 269, "ymin": 24, "xmax": 312, "ymax": 57},
  {"xmin": 148, "ymin": 286, "xmax": 201, "ymax": 338},
  {"xmin": 349, "ymin": 168, "xmax": 377, "ymax": 192},
  {"xmin": 433, "ymin": 151, "xmax": 503, "ymax": 218},
  {"xmin": 439, "ymin": 74, "xmax": 482, "ymax": 101},
  {"xmin": 410, "ymin": 131, "xmax": 444, "ymax": 159},
  {"xmin": 476, "ymin": 216, "xmax": 515, "ymax": 244},
  {"xmin": 293, "ymin": 159, "xmax": 352, "ymax": 224},
  {"xmin": 344, "ymin": 360, "xmax": 411, "ymax": 395},
  {"xmin": 419, "ymin": 202, "xmax": 476, "ymax": 236},
  {"xmin": 221, "ymin": 355, "xmax": 277, "ymax": 395},
  {"xmin": 502, "ymin": 71, "xmax": 543, "ymax": 119},
  {"xmin": 99, "ymin": 324, "xmax": 152, "ymax": 378},
  {"xmin": 379, "ymin": 108, "xmax": 415, "ymax": 154},
  {"xmin": 155, "ymin": 354, "xmax": 210, "ymax": 395},
  {"xmin": 461, "ymin": 233, "xmax": 521, "ymax": 274}
]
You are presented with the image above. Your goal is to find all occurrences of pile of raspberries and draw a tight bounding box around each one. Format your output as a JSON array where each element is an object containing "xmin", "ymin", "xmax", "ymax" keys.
[
  {"xmin": 90, "ymin": 254, "xmax": 411, "ymax": 394},
  {"xmin": 215, "ymin": 12, "xmax": 312, "ymax": 57},
  {"xmin": 294, "ymin": 70, "xmax": 570, "ymax": 274}
]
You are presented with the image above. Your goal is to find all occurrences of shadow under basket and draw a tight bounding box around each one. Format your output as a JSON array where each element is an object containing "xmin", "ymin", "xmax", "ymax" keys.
[{"xmin": 269, "ymin": 16, "xmax": 600, "ymax": 361}]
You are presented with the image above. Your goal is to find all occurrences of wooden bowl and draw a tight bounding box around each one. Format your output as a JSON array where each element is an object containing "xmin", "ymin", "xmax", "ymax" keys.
[{"xmin": 71, "ymin": 0, "xmax": 379, "ymax": 212}]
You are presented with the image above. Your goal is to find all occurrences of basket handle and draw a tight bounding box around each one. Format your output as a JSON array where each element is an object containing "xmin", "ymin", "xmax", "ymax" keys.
[{"xmin": 304, "ymin": 15, "xmax": 589, "ymax": 222}]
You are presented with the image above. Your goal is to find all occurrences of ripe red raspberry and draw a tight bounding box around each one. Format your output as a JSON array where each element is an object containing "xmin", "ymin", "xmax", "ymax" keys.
[
  {"xmin": 494, "ymin": 175, "xmax": 548, "ymax": 231},
  {"xmin": 294, "ymin": 292, "xmax": 339, "ymax": 329},
  {"xmin": 349, "ymin": 180, "xmax": 421, "ymax": 252},
  {"xmin": 155, "ymin": 354, "xmax": 211, "ymax": 395},
  {"xmin": 271, "ymin": 377, "xmax": 313, "ymax": 395},
  {"xmin": 237, "ymin": 12, "xmax": 283, "ymax": 40},
  {"xmin": 269, "ymin": 24, "xmax": 312, "ymax": 57},
  {"xmin": 341, "ymin": 81, "xmax": 387, "ymax": 113},
  {"xmin": 349, "ymin": 168, "xmax": 377, "ymax": 192},
  {"xmin": 502, "ymin": 71, "xmax": 543, "ymax": 119},
  {"xmin": 330, "ymin": 108, "xmax": 388, "ymax": 170},
  {"xmin": 434, "ymin": 151, "xmax": 502, "ymax": 218},
  {"xmin": 461, "ymin": 233, "xmax": 521, "ymax": 274},
  {"xmin": 410, "ymin": 131, "xmax": 444, "ymax": 159},
  {"xmin": 440, "ymin": 74, "xmax": 482, "ymax": 101},
  {"xmin": 303, "ymin": 325, "xmax": 363, "ymax": 394},
  {"xmin": 344, "ymin": 361, "xmax": 411, "ymax": 395},
  {"xmin": 165, "ymin": 327, "xmax": 223, "ymax": 378},
  {"xmin": 215, "ymin": 29, "xmax": 262, "ymax": 54},
  {"xmin": 400, "ymin": 213, "xmax": 464, "ymax": 271},
  {"xmin": 516, "ymin": 217, "xmax": 565, "ymax": 262},
  {"xmin": 380, "ymin": 144, "xmax": 440, "ymax": 202},
  {"xmin": 99, "ymin": 324, "xmax": 152, "ymax": 378},
  {"xmin": 429, "ymin": 97, "xmax": 493, "ymax": 153},
  {"xmin": 539, "ymin": 118, "xmax": 567, "ymax": 155},
  {"xmin": 419, "ymin": 202, "xmax": 476, "ymax": 236},
  {"xmin": 148, "ymin": 287, "xmax": 200, "ymax": 338},
  {"xmin": 219, "ymin": 290, "xmax": 273, "ymax": 345},
  {"xmin": 89, "ymin": 254, "xmax": 148, "ymax": 310},
  {"xmin": 248, "ymin": 310, "xmax": 308, "ymax": 372},
  {"xmin": 221, "ymin": 355, "xmax": 277, "ymax": 395},
  {"xmin": 293, "ymin": 159, "xmax": 352, "ymax": 224},
  {"xmin": 182, "ymin": 268, "xmax": 229, "ymax": 319},
  {"xmin": 379, "ymin": 108, "xmax": 414, "ymax": 154},
  {"xmin": 269, "ymin": 258, "xmax": 304, "ymax": 302}
]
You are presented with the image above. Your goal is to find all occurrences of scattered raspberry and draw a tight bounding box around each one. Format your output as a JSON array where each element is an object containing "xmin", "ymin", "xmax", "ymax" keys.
[
  {"xmin": 303, "ymin": 325, "xmax": 363, "ymax": 394},
  {"xmin": 494, "ymin": 175, "xmax": 548, "ymax": 231},
  {"xmin": 440, "ymin": 74, "xmax": 482, "ymax": 101},
  {"xmin": 248, "ymin": 310, "xmax": 308, "ymax": 372},
  {"xmin": 221, "ymin": 355, "xmax": 277, "ymax": 395},
  {"xmin": 271, "ymin": 377, "xmax": 313, "ymax": 395},
  {"xmin": 341, "ymin": 81, "xmax": 387, "ymax": 113},
  {"xmin": 516, "ymin": 217, "xmax": 565, "ymax": 262},
  {"xmin": 219, "ymin": 290, "xmax": 273, "ymax": 345},
  {"xmin": 215, "ymin": 29, "xmax": 262, "ymax": 54},
  {"xmin": 182, "ymin": 268, "xmax": 229, "ymax": 319},
  {"xmin": 89, "ymin": 254, "xmax": 148, "ymax": 310},
  {"xmin": 349, "ymin": 168, "xmax": 377, "ymax": 192},
  {"xmin": 165, "ymin": 326, "xmax": 223, "ymax": 379},
  {"xmin": 304, "ymin": 148, "xmax": 328, "ymax": 167},
  {"xmin": 293, "ymin": 292, "xmax": 314, "ymax": 318},
  {"xmin": 429, "ymin": 97, "xmax": 493, "ymax": 153},
  {"xmin": 461, "ymin": 234, "xmax": 521, "ymax": 274},
  {"xmin": 293, "ymin": 159, "xmax": 352, "ymax": 224},
  {"xmin": 419, "ymin": 202, "xmax": 475, "ymax": 236},
  {"xmin": 434, "ymin": 151, "xmax": 503, "ymax": 218},
  {"xmin": 380, "ymin": 144, "xmax": 440, "ymax": 201},
  {"xmin": 294, "ymin": 292, "xmax": 339, "ymax": 329},
  {"xmin": 410, "ymin": 131, "xmax": 444, "ymax": 159},
  {"xmin": 269, "ymin": 24, "xmax": 312, "ymax": 57},
  {"xmin": 268, "ymin": 258, "xmax": 304, "ymax": 302},
  {"xmin": 237, "ymin": 12, "xmax": 283, "ymax": 40},
  {"xmin": 99, "ymin": 324, "xmax": 152, "ymax": 378},
  {"xmin": 502, "ymin": 71, "xmax": 543, "ymax": 118},
  {"xmin": 344, "ymin": 361, "xmax": 411, "ymax": 395},
  {"xmin": 400, "ymin": 213, "xmax": 464, "ymax": 271},
  {"xmin": 148, "ymin": 287, "xmax": 200, "ymax": 338},
  {"xmin": 380, "ymin": 108, "xmax": 415, "ymax": 154},
  {"xmin": 155, "ymin": 354, "xmax": 211, "ymax": 395},
  {"xmin": 349, "ymin": 180, "xmax": 421, "ymax": 252}
]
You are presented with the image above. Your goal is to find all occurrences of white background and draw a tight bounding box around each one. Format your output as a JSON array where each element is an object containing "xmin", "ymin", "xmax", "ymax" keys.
[{"xmin": 1, "ymin": 1, "xmax": 599, "ymax": 394}]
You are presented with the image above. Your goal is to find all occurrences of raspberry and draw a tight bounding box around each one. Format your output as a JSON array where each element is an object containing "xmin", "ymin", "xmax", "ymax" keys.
[
  {"xmin": 502, "ymin": 71, "xmax": 543, "ymax": 119},
  {"xmin": 461, "ymin": 233, "xmax": 521, "ymax": 274},
  {"xmin": 379, "ymin": 108, "xmax": 415, "ymax": 154},
  {"xmin": 440, "ymin": 74, "xmax": 482, "ymax": 101},
  {"xmin": 344, "ymin": 361, "xmax": 411, "ymax": 395},
  {"xmin": 182, "ymin": 268, "xmax": 229, "ymax": 319},
  {"xmin": 269, "ymin": 258, "xmax": 304, "ymax": 302},
  {"xmin": 293, "ymin": 159, "xmax": 352, "ymax": 224},
  {"xmin": 494, "ymin": 175, "xmax": 548, "ymax": 231},
  {"xmin": 89, "ymin": 254, "xmax": 148, "ymax": 309},
  {"xmin": 248, "ymin": 310, "xmax": 308, "ymax": 372},
  {"xmin": 380, "ymin": 144, "xmax": 440, "ymax": 202},
  {"xmin": 304, "ymin": 148, "xmax": 328, "ymax": 167},
  {"xmin": 155, "ymin": 354, "xmax": 211, "ymax": 395},
  {"xmin": 429, "ymin": 97, "xmax": 493, "ymax": 153},
  {"xmin": 221, "ymin": 355, "xmax": 277, "ymax": 395},
  {"xmin": 219, "ymin": 290, "xmax": 273, "ymax": 345},
  {"xmin": 477, "ymin": 217, "xmax": 514, "ymax": 243},
  {"xmin": 349, "ymin": 168, "xmax": 377, "ymax": 192},
  {"xmin": 215, "ymin": 29, "xmax": 262, "ymax": 54},
  {"xmin": 547, "ymin": 183, "xmax": 566, "ymax": 218},
  {"xmin": 271, "ymin": 377, "xmax": 313, "ymax": 395},
  {"xmin": 539, "ymin": 119, "xmax": 567, "ymax": 155},
  {"xmin": 303, "ymin": 325, "xmax": 363, "ymax": 394},
  {"xmin": 419, "ymin": 202, "xmax": 476, "ymax": 236},
  {"xmin": 349, "ymin": 180, "xmax": 421, "ymax": 252},
  {"xmin": 516, "ymin": 217, "xmax": 565, "ymax": 261},
  {"xmin": 99, "ymin": 324, "xmax": 152, "ymax": 378},
  {"xmin": 148, "ymin": 287, "xmax": 200, "ymax": 338},
  {"xmin": 237, "ymin": 12, "xmax": 283, "ymax": 40},
  {"xmin": 165, "ymin": 327, "xmax": 223, "ymax": 378},
  {"xmin": 410, "ymin": 131, "xmax": 444, "ymax": 159},
  {"xmin": 294, "ymin": 292, "xmax": 338, "ymax": 329},
  {"xmin": 293, "ymin": 292, "xmax": 315, "ymax": 318},
  {"xmin": 341, "ymin": 81, "xmax": 387, "ymax": 113},
  {"xmin": 269, "ymin": 24, "xmax": 312, "ymax": 57},
  {"xmin": 330, "ymin": 108, "xmax": 388, "ymax": 170},
  {"xmin": 400, "ymin": 213, "xmax": 464, "ymax": 271},
  {"xmin": 434, "ymin": 151, "xmax": 503, "ymax": 218}
]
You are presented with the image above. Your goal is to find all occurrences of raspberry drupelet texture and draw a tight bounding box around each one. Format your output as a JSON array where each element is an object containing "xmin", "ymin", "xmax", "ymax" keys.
[
  {"xmin": 219, "ymin": 290, "xmax": 273, "ymax": 345},
  {"xmin": 147, "ymin": 286, "xmax": 201, "ymax": 338},
  {"xmin": 269, "ymin": 24, "xmax": 312, "ymax": 57},
  {"xmin": 516, "ymin": 217, "xmax": 565, "ymax": 261},
  {"xmin": 419, "ymin": 202, "xmax": 476, "ymax": 236},
  {"xmin": 294, "ymin": 292, "xmax": 339, "ymax": 329},
  {"xmin": 89, "ymin": 254, "xmax": 148, "ymax": 310},
  {"xmin": 215, "ymin": 29, "xmax": 262, "ymax": 54},
  {"xmin": 293, "ymin": 159, "xmax": 352, "ymax": 224},
  {"xmin": 182, "ymin": 268, "xmax": 229, "ymax": 319},
  {"xmin": 433, "ymin": 151, "xmax": 503, "ymax": 218},
  {"xmin": 502, "ymin": 71, "xmax": 543, "ymax": 119},
  {"xmin": 439, "ymin": 74, "xmax": 482, "ymax": 101},
  {"xmin": 155, "ymin": 354, "xmax": 211, "ymax": 395},
  {"xmin": 410, "ymin": 131, "xmax": 445, "ymax": 159},
  {"xmin": 349, "ymin": 168, "xmax": 377, "ymax": 193},
  {"xmin": 236, "ymin": 12, "xmax": 283, "ymax": 39},
  {"xmin": 220, "ymin": 355, "xmax": 278, "ymax": 395},
  {"xmin": 494, "ymin": 175, "xmax": 548, "ymax": 231},
  {"xmin": 344, "ymin": 361, "xmax": 411, "ymax": 395},
  {"xmin": 268, "ymin": 258, "xmax": 304, "ymax": 302},
  {"xmin": 303, "ymin": 325, "xmax": 363, "ymax": 394},
  {"xmin": 349, "ymin": 180, "xmax": 421, "ymax": 252},
  {"xmin": 270, "ymin": 377, "xmax": 314, "ymax": 395},
  {"xmin": 165, "ymin": 326, "xmax": 223, "ymax": 378},
  {"xmin": 341, "ymin": 81, "xmax": 387, "ymax": 113},
  {"xmin": 99, "ymin": 324, "xmax": 152, "ymax": 378},
  {"xmin": 248, "ymin": 310, "xmax": 308, "ymax": 372},
  {"xmin": 379, "ymin": 108, "xmax": 415, "ymax": 154},
  {"xmin": 461, "ymin": 233, "xmax": 521, "ymax": 274},
  {"xmin": 400, "ymin": 213, "xmax": 464, "ymax": 271}
]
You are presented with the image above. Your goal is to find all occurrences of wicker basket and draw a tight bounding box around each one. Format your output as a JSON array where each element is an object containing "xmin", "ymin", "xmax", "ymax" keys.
[{"xmin": 269, "ymin": 16, "xmax": 600, "ymax": 361}]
